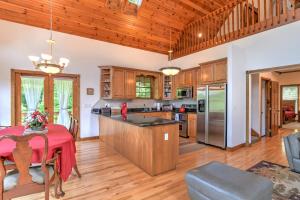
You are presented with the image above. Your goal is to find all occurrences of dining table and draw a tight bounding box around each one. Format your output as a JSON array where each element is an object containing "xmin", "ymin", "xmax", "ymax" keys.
[{"xmin": 0, "ymin": 124, "xmax": 77, "ymax": 182}]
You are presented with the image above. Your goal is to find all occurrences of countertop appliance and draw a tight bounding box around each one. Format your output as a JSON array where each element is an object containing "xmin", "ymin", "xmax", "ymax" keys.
[
  {"xmin": 176, "ymin": 87, "xmax": 193, "ymax": 99},
  {"xmin": 197, "ymin": 83, "xmax": 227, "ymax": 149},
  {"xmin": 172, "ymin": 112, "xmax": 188, "ymax": 138}
]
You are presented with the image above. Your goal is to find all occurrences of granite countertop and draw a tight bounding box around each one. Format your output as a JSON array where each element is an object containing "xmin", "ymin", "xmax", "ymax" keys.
[{"xmin": 102, "ymin": 114, "xmax": 179, "ymax": 127}]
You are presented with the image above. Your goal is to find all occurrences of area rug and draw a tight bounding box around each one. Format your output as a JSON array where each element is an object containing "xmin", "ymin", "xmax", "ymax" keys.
[
  {"xmin": 247, "ymin": 161, "xmax": 300, "ymax": 200},
  {"xmin": 179, "ymin": 143, "xmax": 206, "ymax": 155}
]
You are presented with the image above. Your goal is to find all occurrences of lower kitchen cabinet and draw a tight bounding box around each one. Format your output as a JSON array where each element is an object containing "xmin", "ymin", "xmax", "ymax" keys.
[{"xmin": 188, "ymin": 113, "xmax": 197, "ymax": 138}]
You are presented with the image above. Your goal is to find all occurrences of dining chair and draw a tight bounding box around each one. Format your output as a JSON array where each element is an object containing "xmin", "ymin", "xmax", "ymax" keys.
[
  {"xmin": 68, "ymin": 118, "xmax": 81, "ymax": 178},
  {"xmin": 0, "ymin": 134, "xmax": 61, "ymax": 200},
  {"xmin": 68, "ymin": 116, "xmax": 74, "ymax": 133}
]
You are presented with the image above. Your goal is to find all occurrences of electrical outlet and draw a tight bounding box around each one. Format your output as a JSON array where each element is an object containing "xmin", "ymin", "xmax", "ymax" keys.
[{"xmin": 164, "ymin": 133, "xmax": 168, "ymax": 141}]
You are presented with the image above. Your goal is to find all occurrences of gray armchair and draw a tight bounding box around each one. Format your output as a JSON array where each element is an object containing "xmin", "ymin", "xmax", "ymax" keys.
[{"xmin": 283, "ymin": 132, "xmax": 300, "ymax": 173}]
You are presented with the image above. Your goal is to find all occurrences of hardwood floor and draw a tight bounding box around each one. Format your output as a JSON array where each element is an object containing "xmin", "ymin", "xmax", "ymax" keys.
[{"xmin": 16, "ymin": 128, "xmax": 296, "ymax": 200}]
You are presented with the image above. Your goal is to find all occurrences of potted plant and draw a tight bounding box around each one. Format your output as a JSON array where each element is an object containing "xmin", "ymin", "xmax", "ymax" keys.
[{"xmin": 25, "ymin": 110, "xmax": 48, "ymax": 132}]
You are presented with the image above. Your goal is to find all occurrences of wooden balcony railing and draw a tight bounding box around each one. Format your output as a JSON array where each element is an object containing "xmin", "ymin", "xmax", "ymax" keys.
[{"xmin": 173, "ymin": 0, "xmax": 300, "ymax": 59}]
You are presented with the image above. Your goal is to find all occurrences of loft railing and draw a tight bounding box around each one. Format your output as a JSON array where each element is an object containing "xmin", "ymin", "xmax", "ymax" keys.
[{"xmin": 173, "ymin": 0, "xmax": 300, "ymax": 59}]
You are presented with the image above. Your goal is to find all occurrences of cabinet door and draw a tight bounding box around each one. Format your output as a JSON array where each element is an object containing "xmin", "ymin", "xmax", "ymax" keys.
[
  {"xmin": 197, "ymin": 68, "xmax": 202, "ymax": 87},
  {"xmin": 179, "ymin": 72, "xmax": 185, "ymax": 86},
  {"xmin": 201, "ymin": 64, "xmax": 214, "ymax": 83},
  {"xmin": 112, "ymin": 68, "xmax": 125, "ymax": 98},
  {"xmin": 125, "ymin": 70, "xmax": 136, "ymax": 99},
  {"xmin": 185, "ymin": 70, "xmax": 193, "ymax": 86},
  {"xmin": 213, "ymin": 60, "xmax": 227, "ymax": 82},
  {"xmin": 188, "ymin": 114, "xmax": 197, "ymax": 138}
]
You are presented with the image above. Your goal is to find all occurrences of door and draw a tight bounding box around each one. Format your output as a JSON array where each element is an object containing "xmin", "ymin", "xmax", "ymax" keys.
[
  {"xmin": 261, "ymin": 80, "xmax": 266, "ymax": 136},
  {"xmin": 207, "ymin": 84, "xmax": 226, "ymax": 148},
  {"xmin": 14, "ymin": 74, "xmax": 50, "ymax": 126},
  {"xmin": 270, "ymin": 81, "xmax": 280, "ymax": 136},
  {"xmin": 12, "ymin": 70, "xmax": 80, "ymax": 131},
  {"xmin": 197, "ymin": 86, "xmax": 207, "ymax": 143}
]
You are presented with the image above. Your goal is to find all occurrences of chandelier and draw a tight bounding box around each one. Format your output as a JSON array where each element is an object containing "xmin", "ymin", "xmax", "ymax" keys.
[
  {"xmin": 160, "ymin": 30, "xmax": 181, "ymax": 76},
  {"xmin": 28, "ymin": 0, "xmax": 69, "ymax": 74}
]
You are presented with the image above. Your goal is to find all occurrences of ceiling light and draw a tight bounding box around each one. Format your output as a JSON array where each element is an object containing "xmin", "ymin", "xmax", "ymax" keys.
[
  {"xmin": 159, "ymin": 30, "xmax": 181, "ymax": 76},
  {"xmin": 160, "ymin": 67, "xmax": 181, "ymax": 76},
  {"xmin": 28, "ymin": 0, "xmax": 69, "ymax": 74},
  {"xmin": 198, "ymin": 33, "xmax": 203, "ymax": 38}
]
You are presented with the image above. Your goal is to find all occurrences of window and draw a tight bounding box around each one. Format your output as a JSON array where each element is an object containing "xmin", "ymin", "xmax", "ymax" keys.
[
  {"xmin": 136, "ymin": 76, "xmax": 152, "ymax": 98},
  {"xmin": 128, "ymin": 0, "xmax": 143, "ymax": 6},
  {"xmin": 283, "ymin": 86, "xmax": 298, "ymax": 100}
]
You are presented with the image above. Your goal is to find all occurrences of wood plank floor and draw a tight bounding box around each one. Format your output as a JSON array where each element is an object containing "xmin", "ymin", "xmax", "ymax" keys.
[{"xmin": 16, "ymin": 128, "xmax": 296, "ymax": 200}]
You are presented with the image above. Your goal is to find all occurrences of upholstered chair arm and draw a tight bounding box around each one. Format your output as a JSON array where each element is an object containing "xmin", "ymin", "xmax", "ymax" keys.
[{"xmin": 283, "ymin": 137, "xmax": 295, "ymax": 170}]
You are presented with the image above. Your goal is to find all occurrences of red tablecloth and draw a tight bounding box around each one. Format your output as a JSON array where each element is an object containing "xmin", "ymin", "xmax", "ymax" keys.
[{"xmin": 0, "ymin": 124, "xmax": 76, "ymax": 181}]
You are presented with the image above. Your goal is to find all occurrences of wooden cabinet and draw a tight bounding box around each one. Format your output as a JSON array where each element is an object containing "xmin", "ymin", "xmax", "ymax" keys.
[
  {"xmin": 188, "ymin": 113, "xmax": 197, "ymax": 138},
  {"xmin": 112, "ymin": 68, "xmax": 125, "ymax": 98},
  {"xmin": 200, "ymin": 64, "xmax": 214, "ymax": 83},
  {"xmin": 163, "ymin": 75, "xmax": 173, "ymax": 100},
  {"xmin": 179, "ymin": 72, "xmax": 185, "ymax": 86},
  {"xmin": 198, "ymin": 59, "xmax": 227, "ymax": 86},
  {"xmin": 100, "ymin": 66, "xmax": 161, "ymax": 100},
  {"xmin": 185, "ymin": 70, "xmax": 194, "ymax": 86},
  {"xmin": 213, "ymin": 60, "xmax": 227, "ymax": 82},
  {"xmin": 125, "ymin": 70, "xmax": 136, "ymax": 99}
]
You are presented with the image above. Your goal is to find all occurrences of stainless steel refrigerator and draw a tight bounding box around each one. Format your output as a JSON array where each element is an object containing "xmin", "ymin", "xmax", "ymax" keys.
[{"xmin": 197, "ymin": 84, "xmax": 227, "ymax": 149}]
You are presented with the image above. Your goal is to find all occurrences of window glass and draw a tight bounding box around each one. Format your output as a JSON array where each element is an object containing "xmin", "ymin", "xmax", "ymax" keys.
[
  {"xmin": 283, "ymin": 86, "xmax": 298, "ymax": 100},
  {"xmin": 136, "ymin": 75, "xmax": 152, "ymax": 98},
  {"xmin": 128, "ymin": 0, "xmax": 143, "ymax": 6}
]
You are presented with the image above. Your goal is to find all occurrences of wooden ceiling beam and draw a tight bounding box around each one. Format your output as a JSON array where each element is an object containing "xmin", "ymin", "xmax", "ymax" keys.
[
  {"xmin": 179, "ymin": 0, "xmax": 210, "ymax": 15},
  {"xmin": 3, "ymin": 0, "xmax": 175, "ymax": 44},
  {"xmin": 0, "ymin": 4, "xmax": 169, "ymax": 54},
  {"xmin": 0, "ymin": 0, "xmax": 229, "ymax": 55}
]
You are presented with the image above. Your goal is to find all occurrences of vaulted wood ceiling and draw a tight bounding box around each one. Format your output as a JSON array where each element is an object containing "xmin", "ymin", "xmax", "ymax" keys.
[{"xmin": 0, "ymin": 0, "xmax": 230, "ymax": 54}]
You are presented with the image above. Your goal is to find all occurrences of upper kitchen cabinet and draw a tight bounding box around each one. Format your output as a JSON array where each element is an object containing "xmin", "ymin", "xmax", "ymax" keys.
[
  {"xmin": 200, "ymin": 64, "xmax": 214, "ymax": 83},
  {"xmin": 198, "ymin": 58, "xmax": 227, "ymax": 86},
  {"xmin": 213, "ymin": 60, "xmax": 227, "ymax": 82},
  {"xmin": 184, "ymin": 70, "xmax": 194, "ymax": 86},
  {"xmin": 112, "ymin": 68, "xmax": 125, "ymax": 99},
  {"xmin": 100, "ymin": 66, "xmax": 161, "ymax": 100},
  {"xmin": 125, "ymin": 70, "xmax": 136, "ymax": 99}
]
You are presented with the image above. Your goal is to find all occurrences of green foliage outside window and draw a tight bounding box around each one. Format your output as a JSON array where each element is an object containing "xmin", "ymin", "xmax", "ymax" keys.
[{"xmin": 136, "ymin": 76, "xmax": 152, "ymax": 99}]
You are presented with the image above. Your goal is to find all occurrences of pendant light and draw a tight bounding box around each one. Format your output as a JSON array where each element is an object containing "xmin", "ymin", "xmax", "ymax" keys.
[
  {"xmin": 160, "ymin": 29, "xmax": 181, "ymax": 76},
  {"xmin": 28, "ymin": 0, "xmax": 69, "ymax": 74}
]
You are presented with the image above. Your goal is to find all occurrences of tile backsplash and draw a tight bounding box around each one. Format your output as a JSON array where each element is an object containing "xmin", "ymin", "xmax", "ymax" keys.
[{"xmin": 92, "ymin": 98, "xmax": 196, "ymax": 109}]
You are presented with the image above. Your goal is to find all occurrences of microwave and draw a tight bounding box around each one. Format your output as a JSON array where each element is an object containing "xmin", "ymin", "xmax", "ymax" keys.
[{"xmin": 176, "ymin": 87, "xmax": 193, "ymax": 99}]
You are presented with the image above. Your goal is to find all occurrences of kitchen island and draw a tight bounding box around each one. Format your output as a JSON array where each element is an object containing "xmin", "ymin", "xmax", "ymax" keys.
[{"xmin": 99, "ymin": 114, "xmax": 179, "ymax": 176}]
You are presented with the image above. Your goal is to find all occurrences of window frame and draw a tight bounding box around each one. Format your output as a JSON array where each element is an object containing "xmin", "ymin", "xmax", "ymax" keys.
[{"xmin": 136, "ymin": 75, "xmax": 152, "ymax": 99}]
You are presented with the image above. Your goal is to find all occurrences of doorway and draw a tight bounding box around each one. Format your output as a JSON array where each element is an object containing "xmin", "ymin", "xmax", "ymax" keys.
[
  {"xmin": 247, "ymin": 65, "xmax": 300, "ymax": 145},
  {"xmin": 11, "ymin": 69, "xmax": 80, "ymax": 130},
  {"xmin": 281, "ymin": 85, "xmax": 300, "ymax": 130}
]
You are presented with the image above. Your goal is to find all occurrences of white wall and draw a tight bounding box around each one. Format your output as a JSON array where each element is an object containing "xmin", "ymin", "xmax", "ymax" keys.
[
  {"xmin": 174, "ymin": 20, "xmax": 300, "ymax": 147},
  {"xmin": 0, "ymin": 20, "xmax": 167, "ymax": 138},
  {"xmin": 229, "ymin": 21, "xmax": 300, "ymax": 146}
]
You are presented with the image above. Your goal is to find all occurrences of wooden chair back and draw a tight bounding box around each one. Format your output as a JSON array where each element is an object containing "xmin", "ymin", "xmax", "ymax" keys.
[
  {"xmin": 0, "ymin": 134, "xmax": 49, "ymax": 200},
  {"xmin": 69, "ymin": 119, "xmax": 79, "ymax": 140},
  {"xmin": 68, "ymin": 116, "xmax": 74, "ymax": 133}
]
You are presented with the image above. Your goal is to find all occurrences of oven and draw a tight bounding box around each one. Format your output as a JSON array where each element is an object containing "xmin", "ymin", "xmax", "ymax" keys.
[{"xmin": 172, "ymin": 113, "xmax": 188, "ymax": 138}]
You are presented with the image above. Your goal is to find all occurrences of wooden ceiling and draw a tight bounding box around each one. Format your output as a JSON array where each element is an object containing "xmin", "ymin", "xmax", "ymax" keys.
[{"xmin": 0, "ymin": 0, "xmax": 230, "ymax": 54}]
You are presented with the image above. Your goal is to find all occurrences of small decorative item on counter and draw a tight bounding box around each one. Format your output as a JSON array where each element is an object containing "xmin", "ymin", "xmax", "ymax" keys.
[
  {"xmin": 179, "ymin": 105, "xmax": 185, "ymax": 113},
  {"xmin": 121, "ymin": 102, "xmax": 128, "ymax": 116},
  {"xmin": 24, "ymin": 110, "xmax": 49, "ymax": 135}
]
